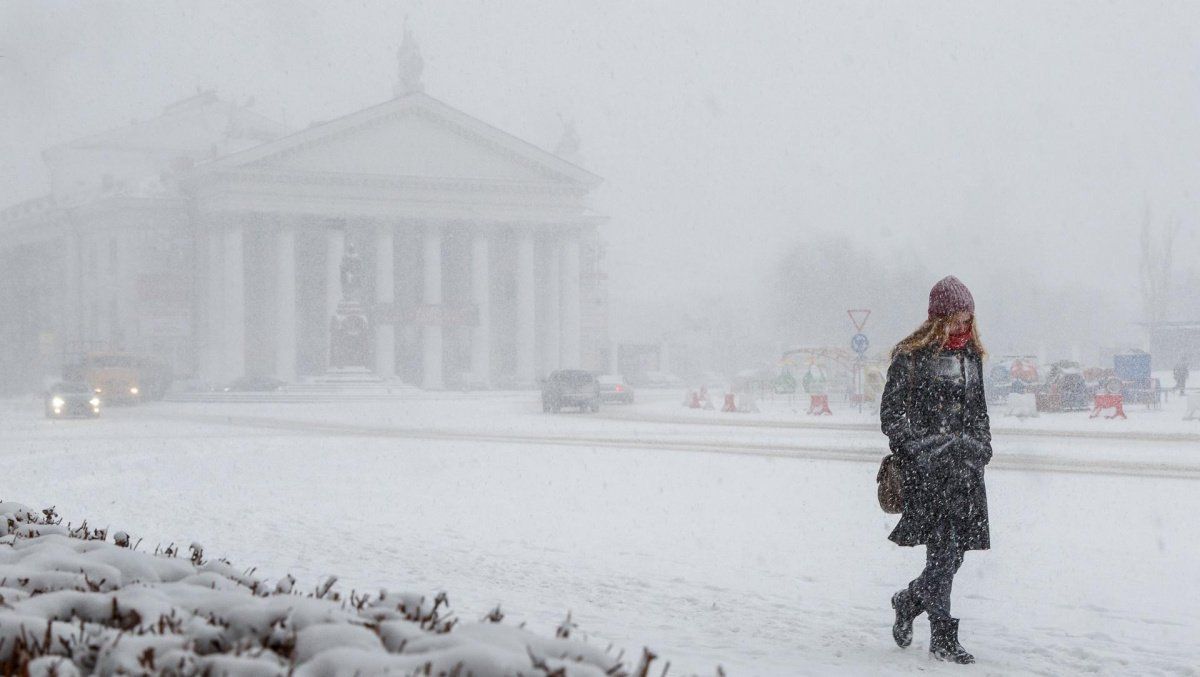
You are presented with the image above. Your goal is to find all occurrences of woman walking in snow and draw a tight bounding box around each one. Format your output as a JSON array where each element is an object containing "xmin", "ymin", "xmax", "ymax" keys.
[{"xmin": 881, "ymin": 275, "xmax": 991, "ymax": 664}]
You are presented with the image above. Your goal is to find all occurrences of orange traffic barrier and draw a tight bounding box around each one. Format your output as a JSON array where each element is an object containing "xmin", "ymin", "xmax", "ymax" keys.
[{"xmin": 722, "ymin": 393, "xmax": 737, "ymax": 412}]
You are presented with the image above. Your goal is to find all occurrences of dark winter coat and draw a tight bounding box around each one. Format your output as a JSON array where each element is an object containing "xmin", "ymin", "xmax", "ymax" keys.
[{"xmin": 880, "ymin": 345, "xmax": 992, "ymax": 551}]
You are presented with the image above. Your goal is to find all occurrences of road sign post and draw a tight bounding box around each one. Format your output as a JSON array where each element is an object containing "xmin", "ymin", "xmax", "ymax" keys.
[
  {"xmin": 848, "ymin": 309, "xmax": 871, "ymax": 333},
  {"xmin": 851, "ymin": 333, "xmax": 869, "ymax": 355},
  {"xmin": 848, "ymin": 310, "xmax": 872, "ymax": 414}
]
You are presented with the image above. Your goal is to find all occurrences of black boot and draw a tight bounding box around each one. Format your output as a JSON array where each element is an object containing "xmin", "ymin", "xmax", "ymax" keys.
[
  {"xmin": 890, "ymin": 588, "xmax": 923, "ymax": 648},
  {"xmin": 930, "ymin": 617, "xmax": 975, "ymax": 664}
]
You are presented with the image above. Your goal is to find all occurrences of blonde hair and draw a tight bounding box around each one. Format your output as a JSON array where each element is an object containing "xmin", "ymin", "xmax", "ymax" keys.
[{"xmin": 892, "ymin": 314, "xmax": 987, "ymax": 359}]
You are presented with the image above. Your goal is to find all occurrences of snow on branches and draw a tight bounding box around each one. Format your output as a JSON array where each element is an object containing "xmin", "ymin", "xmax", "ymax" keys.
[{"xmin": 0, "ymin": 501, "xmax": 668, "ymax": 676}]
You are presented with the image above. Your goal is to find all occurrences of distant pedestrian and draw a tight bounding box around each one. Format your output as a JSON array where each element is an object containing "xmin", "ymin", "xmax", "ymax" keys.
[
  {"xmin": 1174, "ymin": 357, "xmax": 1190, "ymax": 396},
  {"xmin": 880, "ymin": 275, "xmax": 992, "ymax": 665}
]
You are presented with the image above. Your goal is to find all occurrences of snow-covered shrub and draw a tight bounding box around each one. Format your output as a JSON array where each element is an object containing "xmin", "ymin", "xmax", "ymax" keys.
[{"xmin": 0, "ymin": 501, "xmax": 666, "ymax": 676}]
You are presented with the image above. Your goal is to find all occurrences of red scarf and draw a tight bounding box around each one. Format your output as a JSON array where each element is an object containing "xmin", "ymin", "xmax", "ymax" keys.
[{"xmin": 945, "ymin": 329, "xmax": 973, "ymax": 351}]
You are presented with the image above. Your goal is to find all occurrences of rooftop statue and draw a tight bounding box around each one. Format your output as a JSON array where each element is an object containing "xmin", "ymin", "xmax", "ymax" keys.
[
  {"xmin": 394, "ymin": 23, "xmax": 425, "ymax": 97},
  {"xmin": 554, "ymin": 115, "xmax": 583, "ymax": 165}
]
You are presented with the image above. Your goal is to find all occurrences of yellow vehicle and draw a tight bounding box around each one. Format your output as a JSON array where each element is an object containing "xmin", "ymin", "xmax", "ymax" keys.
[
  {"xmin": 63, "ymin": 352, "xmax": 173, "ymax": 404},
  {"xmin": 81, "ymin": 353, "xmax": 144, "ymax": 405}
]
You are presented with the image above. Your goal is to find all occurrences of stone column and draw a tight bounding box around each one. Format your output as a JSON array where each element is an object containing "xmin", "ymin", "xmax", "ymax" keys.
[
  {"xmin": 113, "ymin": 233, "xmax": 136, "ymax": 351},
  {"xmin": 542, "ymin": 236, "xmax": 561, "ymax": 373},
  {"xmin": 326, "ymin": 227, "xmax": 345, "ymax": 322},
  {"xmin": 275, "ymin": 224, "xmax": 297, "ymax": 382},
  {"xmin": 223, "ymin": 221, "xmax": 246, "ymax": 380},
  {"xmin": 515, "ymin": 229, "xmax": 537, "ymax": 385},
  {"xmin": 374, "ymin": 224, "xmax": 396, "ymax": 378},
  {"xmin": 469, "ymin": 231, "xmax": 491, "ymax": 385},
  {"xmin": 60, "ymin": 232, "xmax": 82, "ymax": 358},
  {"xmin": 204, "ymin": 223, "xmax": 224, "ymax": 383},
  {"xmin": 325, "ymin": 226, "xmax": 344, "ymax": 371},
  {"xmin": 395, "ymin": 224, "xmax": 421, "ymax": 382},
  {"xmin": 560, "ymin": 237, "xmax": 582, "ymax": 369},
  {"xmin": 421, "ymin": 224, "xmax": 443, "ymax": 389}
]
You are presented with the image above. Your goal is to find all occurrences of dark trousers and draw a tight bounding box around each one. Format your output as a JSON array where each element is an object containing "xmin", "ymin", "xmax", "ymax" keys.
[{"xmin": 907, "ymin": 527, "xmax": 965, "ymax": 620}]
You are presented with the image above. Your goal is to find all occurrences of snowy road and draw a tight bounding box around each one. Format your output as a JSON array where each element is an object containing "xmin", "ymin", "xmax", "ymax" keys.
[
  {"xmin": 598, "ymin": 407, "xmax": 1200, "ymax": 444},
  {"xmin": 154, "ymin": 411, "xmax": 1200, "ymax": 481},
  {"xmin": 4, "ymin": 395, "xmax": 1198, "ymax": 675}
]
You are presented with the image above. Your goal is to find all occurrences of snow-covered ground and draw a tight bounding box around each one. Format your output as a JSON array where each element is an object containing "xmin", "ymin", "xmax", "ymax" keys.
[{"xmin": 2, "ymin": 393, "xmax": 1197, "ymax": 675}]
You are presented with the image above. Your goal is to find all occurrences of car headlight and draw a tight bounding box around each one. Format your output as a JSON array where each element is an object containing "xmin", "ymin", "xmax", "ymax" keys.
[
  {"xmin": 89, "ymin": 397, "xmax": 101, "ymax": 407},
  {"xmin": 129, "ymin": 387, "xmax": 139, "ymax": 395},
  {"xmin": 51, "ymin": 396, "xmax": 65, "ymax": 408}
]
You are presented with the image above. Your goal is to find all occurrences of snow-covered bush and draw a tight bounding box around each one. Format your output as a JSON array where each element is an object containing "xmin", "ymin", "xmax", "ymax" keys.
[{"xmin": 0, "ymin": 501, "xmax": 664, "ymax": 676}]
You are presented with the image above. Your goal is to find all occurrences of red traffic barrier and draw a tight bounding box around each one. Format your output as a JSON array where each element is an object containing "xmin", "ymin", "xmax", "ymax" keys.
[
  {"xmin": 807, "ymin": 394, "xmax": 832, "ymax": 416},
  {"xmin": 1090, "ymin": 393, "xmax": 1126, "ymax": 419}
]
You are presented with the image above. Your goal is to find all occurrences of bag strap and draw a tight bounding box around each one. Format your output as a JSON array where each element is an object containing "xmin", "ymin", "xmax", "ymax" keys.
[{"xmin": 905, "ymin": 352, "xmax": 916, "ymax": 426}]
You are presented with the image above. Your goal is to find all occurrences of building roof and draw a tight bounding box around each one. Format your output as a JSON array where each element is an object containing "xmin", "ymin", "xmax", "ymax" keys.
[
  {"xmin": 4, "ymin": 89, "xmax": 602, "ymax": 225},
  {"xmin": 47, "ymin": 91, "xmax": 288, "ymax": 156},
  {"xmin": 197, "ymin": 92, "xmax": 602, "ymax": 188}
]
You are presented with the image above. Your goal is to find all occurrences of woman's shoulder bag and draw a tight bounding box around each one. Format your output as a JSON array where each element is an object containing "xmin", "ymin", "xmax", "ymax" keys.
[
  {"xmin": 877, "ymin": 454, "xmax": 903, "ymax": 514},
  {"xmin": 877, "ymin": 352, "xmax": 915, "ymax": 514}
]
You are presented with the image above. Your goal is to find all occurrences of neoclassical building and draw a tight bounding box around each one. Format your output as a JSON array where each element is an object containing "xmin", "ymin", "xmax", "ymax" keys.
[{"xmin": 0, "ymin": 79, "xmax": 608, "ymax": 392}]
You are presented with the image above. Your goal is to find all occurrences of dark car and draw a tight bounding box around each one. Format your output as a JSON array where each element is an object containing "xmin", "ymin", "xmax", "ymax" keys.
[
  {"xmin": 542, "ymin": 370, "xmax": 601, "ymax": 413},
  {"xmin": 45, "ymin": 382, "xmax": 101, "ymax": 419},
  {"xmin": 629, "ymin": 371, "xmax": 685, "ymax": 389},
  {"xmin": 1034, "ymin": 361, "xmax": 1095, "ymax": 412},
  {"xmin": 224, "ymin": 376, "xmax": 286, "ymax": 392},
  {"xmin": 597, "ymin": 374, "xmax": 634, "ymax": 404}
]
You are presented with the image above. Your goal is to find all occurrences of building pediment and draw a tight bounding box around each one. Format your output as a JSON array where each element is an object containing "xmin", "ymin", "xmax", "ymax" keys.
[{"xmin": 199, "ymin": 93, "xmax": 600, "ymax": 189}]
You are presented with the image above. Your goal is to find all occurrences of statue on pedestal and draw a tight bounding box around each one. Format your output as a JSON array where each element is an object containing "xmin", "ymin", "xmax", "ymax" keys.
[
  {"xmin": 554, "ymin": 115, "xmax": 583, "ymax": 165},
  {"xmin": 330, "ymin": 243, "xmax": 371, "ymax": 369},
  {"xmin": 394, "ymin": 23, "xmax": 425, "ymax": 97},
  {"xmin": 340, "ymin": 243, "xmax": 365, "ymax": 302}
]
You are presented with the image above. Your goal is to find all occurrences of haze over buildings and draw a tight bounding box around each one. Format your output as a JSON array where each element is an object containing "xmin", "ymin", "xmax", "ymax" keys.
[{"xmin": 4, "ymin": 1, "xmax": 1200, "ymax": 382}]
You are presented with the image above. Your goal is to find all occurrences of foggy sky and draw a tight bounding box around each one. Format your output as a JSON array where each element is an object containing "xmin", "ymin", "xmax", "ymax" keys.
[{"xmin": 3, "ymin": 0, "xmax": 1199, "ymax": 355}]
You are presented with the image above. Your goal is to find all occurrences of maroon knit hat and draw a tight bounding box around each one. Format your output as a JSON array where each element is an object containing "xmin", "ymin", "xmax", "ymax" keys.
[{"xmin": 928, "ymin": 276, "xmax": 975, "ymax": 319}]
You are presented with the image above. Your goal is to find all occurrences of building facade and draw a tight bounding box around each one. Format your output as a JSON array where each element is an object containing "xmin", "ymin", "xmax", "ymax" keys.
[{"xmin": 0, "ymin": 90, "xmax": 608, "ymax": 392}]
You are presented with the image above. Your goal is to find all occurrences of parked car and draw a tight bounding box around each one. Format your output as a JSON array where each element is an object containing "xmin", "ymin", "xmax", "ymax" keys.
[
  {"xmin": 1034, "ymin": 361, "xmax": 1095, "ymax": 412},
  {"xmin": 542, "ymin": 370, "xmax": 601, "ymax": 413},
  {"xmin": 985, "ymin": 356, "xmax": 1040, "ymax": 403},
  {"xmin": 598, "ymin": 374, "xmax": 634, "ymax": 404},
  {"xmin": 630, "ymin": 371, "xmax": 685, "ymax": 389},
  {"xmin": 224, "ymin": 376, "xmax": 286, "ymax": 392},
  {"xmin": 731, "ymin": 367, "xmax": 774, "ymax": 395},
  {"xmin": 45, "ymin": 382, "xmax": 101, "ymax": 419}
]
